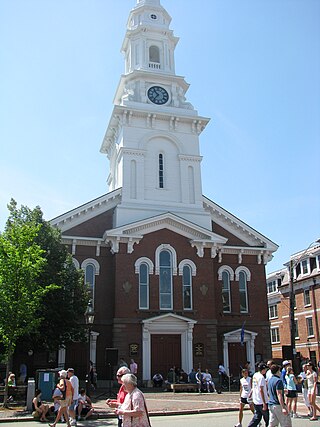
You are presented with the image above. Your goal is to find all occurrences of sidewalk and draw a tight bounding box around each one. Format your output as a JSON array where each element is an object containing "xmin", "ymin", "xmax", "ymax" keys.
[{"xmin": 0, "ymin": 389, "xmax": 312, "ymax": 423}]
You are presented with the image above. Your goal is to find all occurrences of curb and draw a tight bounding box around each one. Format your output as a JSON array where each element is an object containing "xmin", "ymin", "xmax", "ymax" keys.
[{"xmin": 0, "ymin": 407, "xmax": 239, "ymax": 423}]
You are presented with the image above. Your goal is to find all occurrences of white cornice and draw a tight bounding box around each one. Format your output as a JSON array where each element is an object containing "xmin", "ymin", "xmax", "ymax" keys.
[
  {"xmin": 50, "ymin": 189, "xmax": 121, "ymax": 233},
  {"xmin": 203, "ymin": 196, "xmax": 278, "ymax": 253},
  {"xmin": 103, "ymin": 212, "xmax": 227, "ymax": 255}
]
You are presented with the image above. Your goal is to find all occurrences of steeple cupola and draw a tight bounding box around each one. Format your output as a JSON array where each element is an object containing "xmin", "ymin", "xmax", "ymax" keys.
[{"xmin": 122, "ymin": 0, "xmax": 178, "ymax": 75}]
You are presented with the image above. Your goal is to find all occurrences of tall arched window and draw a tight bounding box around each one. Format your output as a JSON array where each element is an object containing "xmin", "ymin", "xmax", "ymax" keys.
[
  {"xmin": 222, "ymin": 271, "xmax": 231, "ymax": 313},
  {"xmin": 139, "ymin": 263, "xmax": 149, "ymax": 309},
  {"xmin": 85, "ymin": 263, "xmax": 95, "ymax": 303},
  {"xmin": 149, "ymin": 45, "xmax": 160, "ymax": 63},
  {"xmin": 239, "ymin": 271, "xmax": 248, "ymax": 313},
  {"xmin": 81, "ymin": 258, "xmax": 100, "ymax": 307},
  {"xmin": 182, "ymin": 265, "xmax": 192, "ymax": 310},
  {"xmin": 159, "ymin": 153, "xmax": 164, "ymax": 188},
  {"xmin": 159, "ymin": 250, "xmax": 172, "ymax": 309}
]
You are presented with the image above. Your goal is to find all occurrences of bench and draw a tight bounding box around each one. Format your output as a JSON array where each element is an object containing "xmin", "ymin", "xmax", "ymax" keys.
[
  {"xmin": 170, "ymin": 383, "xmax": 198, "ymax": 393},
  {"xmin": 0, "ymin": 385, "xmax": 27, "ymax": 401}
]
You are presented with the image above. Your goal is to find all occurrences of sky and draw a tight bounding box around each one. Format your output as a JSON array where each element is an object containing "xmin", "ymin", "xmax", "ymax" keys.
[{"xmin": 1, "ymin": 0, "xmax": 319, "ymax": 274}]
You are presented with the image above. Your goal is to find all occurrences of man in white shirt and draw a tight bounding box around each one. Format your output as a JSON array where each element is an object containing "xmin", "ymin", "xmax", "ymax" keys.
[
  {"xmin": 248, "ymin": 362, "xmax": 269, "ymax": 427},
  {"xmin": 67, "ymin": 368, "xmax": 79, "ymax": 426}
]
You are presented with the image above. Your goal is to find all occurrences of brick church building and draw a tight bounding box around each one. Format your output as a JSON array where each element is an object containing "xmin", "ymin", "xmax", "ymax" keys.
[{"xmin": 50, "ymin": 0, "xmax": 278, "ymax": 383}]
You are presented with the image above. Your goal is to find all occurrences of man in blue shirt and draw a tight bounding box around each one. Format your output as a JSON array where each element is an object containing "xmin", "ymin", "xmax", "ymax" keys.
[{"xmin": 268, "ymin": 364, "xmax": 292, "ymax": 427}]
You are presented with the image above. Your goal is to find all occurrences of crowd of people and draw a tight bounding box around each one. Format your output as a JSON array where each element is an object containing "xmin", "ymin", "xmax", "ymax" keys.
[
  {"xmin": 30, "ymin": 367, "xmax": 94, "ymax": 426},
  {"xmin": 234, "ymin": 359, "xmax": 320, "ymax": 427}
]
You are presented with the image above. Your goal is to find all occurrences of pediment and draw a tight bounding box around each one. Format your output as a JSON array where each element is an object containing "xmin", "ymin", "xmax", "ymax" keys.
[
  {"xmin": 142, "ymin": 312, "xmax": 197, "ymax": 326},
  {"xmin": 103, "ymin": 211, "xmax": 227, "ymax": 255}
]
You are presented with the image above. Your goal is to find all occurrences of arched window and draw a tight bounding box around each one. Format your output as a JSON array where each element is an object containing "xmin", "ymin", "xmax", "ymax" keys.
[
  {"xmin": 222, "ymin": 270, "xmax": 231, "ymax": 313},
  {"xmin": 159, "ymin": 250, "xmax": 172, "ymax": 309},
  {"xmin": 149, "ymin": 45, "xmax": 160, "ymax": 63},
  {"xmin": 139, "ymin": 263, "xmax": 149, "ymax": 309},
  {"xmin": 159, "ymin": 153, "xmax": 164, "ymax": 188},
  {"xmin": 239, "ymin": 271, "xmax": 248, "ymax": 313},
  {"xmin": 85, "ymin": 264, "xmax": 95, "ymax": 303},
  {"xmin": 81, "ymin": 259, "xmax": 100, "ymax": 307},
  {"xmin": 182, "ymin": 265, "xmax": 192, "ymax": 310}
]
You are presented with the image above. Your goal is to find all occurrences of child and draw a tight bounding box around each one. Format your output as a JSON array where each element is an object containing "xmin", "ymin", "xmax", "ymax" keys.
[
  {"xmin": 77, "ymin": 388, "xmax": 94, "ymax": 421},
  {"xmin": 235, "ymin": 369, "xmax": 254, "ymax": 427}
]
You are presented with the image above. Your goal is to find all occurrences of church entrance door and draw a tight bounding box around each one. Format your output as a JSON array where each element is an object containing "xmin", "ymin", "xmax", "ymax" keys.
[
  {"xmin": 151, "ymin": 334, "xmax": 181, "ymax": 378},
  {"xmin": 228, "ymin": 342, "xmax": 247, "ymax": 377}
]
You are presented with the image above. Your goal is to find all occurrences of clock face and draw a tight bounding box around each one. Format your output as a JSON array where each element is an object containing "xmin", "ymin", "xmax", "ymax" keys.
[{"xmin": 147, "ymin": 86, "xmax": 169, "ymax": 105}]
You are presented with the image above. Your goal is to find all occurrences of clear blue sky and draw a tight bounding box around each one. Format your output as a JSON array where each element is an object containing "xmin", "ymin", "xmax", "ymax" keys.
[{"xmin": 1, "ymin": 0, "xmax": 319, "ymax": 273}]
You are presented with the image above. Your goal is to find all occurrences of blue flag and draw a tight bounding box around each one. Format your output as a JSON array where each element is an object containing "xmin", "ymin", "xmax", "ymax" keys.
[{"xmin": 240, "ymin": 322, "xmax": 245, "ymax": 346}]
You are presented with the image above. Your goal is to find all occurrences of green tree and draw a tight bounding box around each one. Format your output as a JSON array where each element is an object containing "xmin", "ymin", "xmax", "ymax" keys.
[
  {"xmin": 6, "ymin": 199, "xmax": 89, "ymax": 352},
  {"xmin": 0, "ymin": 200, "xmax": 89, "ymax": 406},
  {"xmin": 0, "ymin": 202, "xmax": 53, "ymax": 406}
]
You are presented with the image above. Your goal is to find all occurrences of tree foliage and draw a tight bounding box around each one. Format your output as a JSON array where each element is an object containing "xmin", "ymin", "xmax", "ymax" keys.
[{"xmin": 1, "ymin": 199, "xmax": 89, "ymax": 353}]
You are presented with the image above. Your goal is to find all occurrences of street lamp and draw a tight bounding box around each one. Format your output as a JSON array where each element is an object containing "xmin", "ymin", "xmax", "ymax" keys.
[{"xmin": 85, "ymin": 299, "xmax": 95, "ymax": 395}]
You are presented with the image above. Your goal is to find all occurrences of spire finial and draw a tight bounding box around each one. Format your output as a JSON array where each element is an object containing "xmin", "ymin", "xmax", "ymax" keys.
[{"xmin": 136, "ymin": 0, "xmax": 161, "ymax": 5}]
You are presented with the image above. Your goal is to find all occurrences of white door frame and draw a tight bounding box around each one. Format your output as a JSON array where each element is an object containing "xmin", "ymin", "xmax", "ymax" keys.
[{"xmin": 142, "ymin": 313, "xmax": 197, "ymax": 381}]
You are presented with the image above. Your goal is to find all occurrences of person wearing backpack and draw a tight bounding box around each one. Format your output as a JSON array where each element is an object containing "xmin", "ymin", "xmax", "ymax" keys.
[{"xmin": 49, "ymin": 370, "xmax": 73, "ymax": 427}]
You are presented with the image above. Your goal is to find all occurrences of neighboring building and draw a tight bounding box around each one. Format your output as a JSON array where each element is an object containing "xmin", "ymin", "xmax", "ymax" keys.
[
  {"xmin": 19, "ymin": 0, "xmax": 278, "ymax": 383},
  {"xmin": 267, "ymin": 242, "xmax": 320, "ymax": 367}
]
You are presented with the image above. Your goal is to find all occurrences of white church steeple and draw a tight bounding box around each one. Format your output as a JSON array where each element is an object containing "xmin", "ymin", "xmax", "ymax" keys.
[{"xmin": 101, "ymin": 0, "xmax": 212, "ymax": 230}]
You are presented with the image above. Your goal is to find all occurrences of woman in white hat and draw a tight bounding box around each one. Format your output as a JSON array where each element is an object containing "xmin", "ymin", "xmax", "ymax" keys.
[{"xmin": 49, "ymin": 370, "xmax": 73, "ymax": 427}]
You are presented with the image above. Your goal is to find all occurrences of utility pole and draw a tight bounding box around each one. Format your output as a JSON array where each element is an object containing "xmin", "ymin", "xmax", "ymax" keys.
[{"xmin": 289, "ymin": 259, "xmax": 296, "ymax": 367}]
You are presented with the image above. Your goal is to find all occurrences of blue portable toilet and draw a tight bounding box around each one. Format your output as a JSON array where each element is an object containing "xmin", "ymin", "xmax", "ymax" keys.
[{"xmin": 36, "ymin": 369, "xmax": 60, "ymax": 401}]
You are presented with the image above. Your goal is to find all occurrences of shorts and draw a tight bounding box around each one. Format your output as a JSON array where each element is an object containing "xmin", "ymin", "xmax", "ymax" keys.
[
  {"xmin": 80, "ymin": 407, "xmax": 91, "ymax": 415},
  {"xmin": 69, "ymin": 399, "xmax": 78, "ymax": 410},
  {"xmin": 286, "ymin": 390, "xmax": 297, "ymax": 398},
  {"xmin": 240, "ymin": 397, "xmax": 252, "ymax": 405}
]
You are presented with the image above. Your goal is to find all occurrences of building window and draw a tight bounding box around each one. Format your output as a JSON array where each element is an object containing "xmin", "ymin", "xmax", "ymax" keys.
[
  {"xmin": 159, "ymin": 250, "xmax": 172, "ymax": 310},
  {"xmin": 149, "ymin": 45, "xmax": 160, "ymax": 63},
  {"xmin": 182, "ymin": 265, "xmax": 192, "ymax": 310},
  {"xmin": 317, "ymin": 255, "xmax": 320, "ymax": 270},
  {"xmin": 301, "ymin": 259, "xmax": 308, "ymax": 275},
  {"xmin": 304, "ymin": 289, "xmax": 311, "ymax": 306},
  {"xmin": 271, "ymin": 327, "xmax": 280, "ymax": 344},
  {"xmin": 139, "ymin": 263, "xmax": 149, "ymax": 309},
  {"xmin": 268, "ymin": 304, "xmax": 278, "ymax": 319},
  {"xmin": 271, "ymin": 327, "xmax": 280, "ymax": 343},
  {"xmin": 307, "ymin": 317, "xmax": 314, "ymax": 337},
  {"xmin": 222, "ymin": 271, "xmax": 231, "ymax": 313},
  {"xmin": 81, "ymin": 258, "xmax": 100, "ymax": 307},
  {"xmin": 267, "ymin": 280, "xmax": 277, "ymax": 294},
  {"xmin": 239, "ymin": 271, "xmax": 248, "ymax": 313},
  {"xmin": 294, "ymin": 319, "xmax": 299, "ymax": 339},
  {"xmin": 159, "ymin": 153, "xmax": 164, "ymax": 188},
  {"xmin": 85, "ymin": 264, "xmax": 95, "ymax": 303}
]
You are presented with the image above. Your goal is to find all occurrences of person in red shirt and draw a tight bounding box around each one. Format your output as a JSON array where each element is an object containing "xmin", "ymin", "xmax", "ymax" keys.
[{"xmin": 106, "ymin": 366, "xmax": 131, "ymax": 427}]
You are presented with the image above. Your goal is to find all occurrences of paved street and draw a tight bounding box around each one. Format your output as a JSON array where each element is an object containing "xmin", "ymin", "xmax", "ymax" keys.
[{"xmin": 0, "ymin": 412, "xmax": 313, "ymax": 427}]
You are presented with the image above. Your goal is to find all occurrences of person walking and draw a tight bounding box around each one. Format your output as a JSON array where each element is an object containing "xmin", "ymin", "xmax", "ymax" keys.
[
  {"xmin": 234, "ymin": 368, "xmax": 254, "ymax": 427},
  {"xmin": 267, "ymin": 364, "xmax": 291, "ymax": 427},
  {"xmin": 298, "ymin": 364, "xmax": 312, "ymax": 417},
  {"xmin": 115, "ymin": 373, "xmax": 151, "ymax": 427},
  {"xmin": 106, "ymin": 366, "xmax": 130, "ymax": 427},
  {"xmin": 67, "ymin": 368, "xmax": 79, "ymax": 426},
  {"xmin": 248, "ymin": 362, "xmax": 269, "ymax": 427},
  {"xmin": 130, "ymin": 359, "xmax": 138, "ymax": 376},
  {"xmin": 49, "ymin": 370, "xmax": 73, "ymax": 427},
  {"xmin": 306, "ymin": 362, "xmax": 320, "ymax": 421},
  {"xmin": 285, "ymin": 366, "xmax": 298, "ymax": 418}
]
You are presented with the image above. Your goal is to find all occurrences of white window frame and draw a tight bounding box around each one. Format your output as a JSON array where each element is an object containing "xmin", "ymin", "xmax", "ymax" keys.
[
  {"xmin": 304, "ymin": 289, "xmax": 311, "ymax": 306},
  {"xmin": 268, "ymin": 304, "xmax": 278, "ymax": 319},
  {"xmin": 222, "ymin": 270, "xmax": 231, "ymax": 313},
  {"xmin": 306, "ymin": 317, "xmax": 314, "ymax": 337},
  {"xmin": 159, "ymin": 249, "xmax": 173, "ymax": 310},
  {"xmin": 81, "ymin": 258, "xmax": 100, "ymax": 307},
  {"xmin": 271, "ymin": 327, "xmax": 280, "ymax": 344},
  {"xmin": 139, "ymin": 263, "xmax": 149, "ymax": 310},
  {"xmin": 237, "ymin": 270, "xmax": 249, "ymax": 313},
  {"xmin": 267, "ymin": 280, "xmax": 277, "ymax": 294},
  {"xmin": 182, "ymin": 265, "xmax": 193, "ymax": 310}
]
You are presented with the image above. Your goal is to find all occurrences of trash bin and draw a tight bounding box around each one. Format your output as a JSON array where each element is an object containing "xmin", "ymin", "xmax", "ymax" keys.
[{"xmin": 36, "ymin": 369, "xmax": 60, "ymax": 401}]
